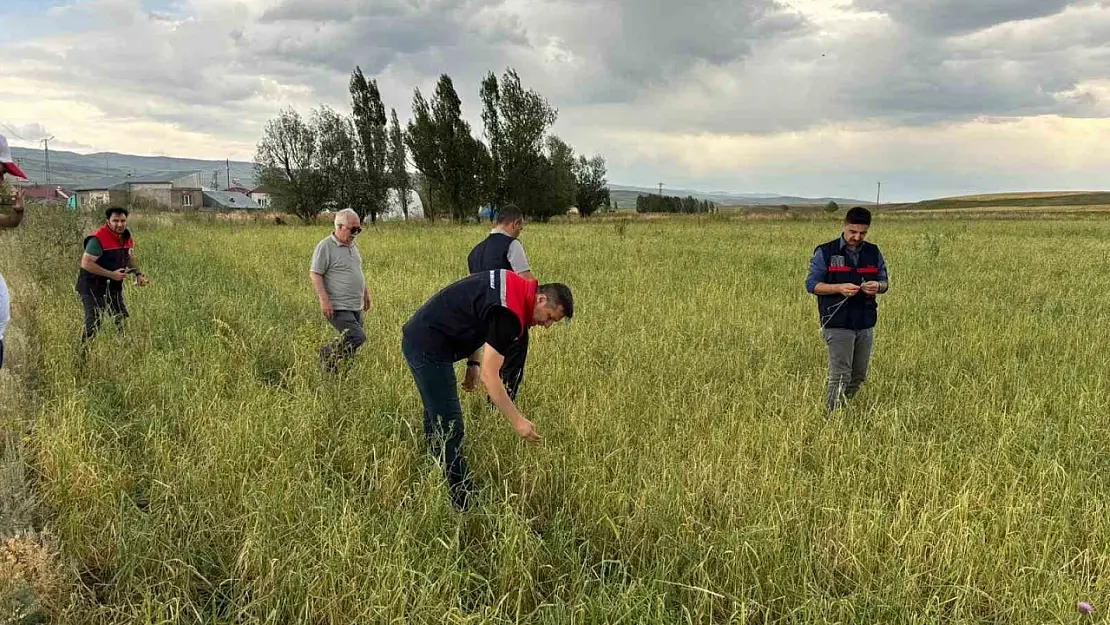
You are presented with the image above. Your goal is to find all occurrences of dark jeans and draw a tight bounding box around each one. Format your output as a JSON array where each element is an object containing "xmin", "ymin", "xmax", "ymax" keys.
[
  {"xmin": 500, "ymin": 330, "xmax": 529, "ymax": 401},
  {"xmin": 402, "ymin": 336, "xmax": 473, "ymax": 510},
  {"xmin": 79, "ymin": 288, "xmax": 128, "ymax": 341},
  {"xmin": 320, "ymin": 310, "xmax": 366, "ymax": 372}
]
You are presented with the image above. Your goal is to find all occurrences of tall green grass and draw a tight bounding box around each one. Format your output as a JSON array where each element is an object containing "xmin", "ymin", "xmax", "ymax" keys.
[{"xmin": 7, "ymin": 213, "xmax": 1110, "ymax": 623}]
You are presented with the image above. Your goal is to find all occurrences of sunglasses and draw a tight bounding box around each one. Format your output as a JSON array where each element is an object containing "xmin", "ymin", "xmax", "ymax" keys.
[{"xmin": 343, "ymin": 225, "xmax": 362, "ymax": 235}]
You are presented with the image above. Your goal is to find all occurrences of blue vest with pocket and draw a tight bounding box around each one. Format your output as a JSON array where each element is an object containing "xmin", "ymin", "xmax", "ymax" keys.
[
  {"xmin": 467, "ymin": 232, "xmax": 515, "ymax": 274},
  {"xmin": 816, "ymin": 238, "xmax": 881, "ymax": 330}
]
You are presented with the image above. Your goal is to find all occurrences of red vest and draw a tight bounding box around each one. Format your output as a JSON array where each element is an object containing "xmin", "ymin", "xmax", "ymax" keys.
[
  {"xmin": 76, "ymin": 225, "xmax": 134, "ymax": 294},
  {"xmin": 402, "ymin": 270, "xmax": 537, "ymax": 361},
  {"xmin": 500, "ymin": 270, "xmax": 537, "ymax": 337},
  {"xmin": 92, "ymin": 225, "xmax": 134, "ymax": 255}
]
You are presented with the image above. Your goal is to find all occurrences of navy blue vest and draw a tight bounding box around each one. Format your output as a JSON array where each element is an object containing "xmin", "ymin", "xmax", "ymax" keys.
[
  {"xmin": 403, "ymin": 271, "xmax": 514, "ymax": 361},
  {"xmin": 816, "ymin": 238, "xmax": 881, "ymax": 330},
  {"xmin": 77, "ymin": 228, "xmax": 132, "ymax": 295},
  {"xmin": 468, "ymin": 232, "xmax": 515, "ymax": 274}
]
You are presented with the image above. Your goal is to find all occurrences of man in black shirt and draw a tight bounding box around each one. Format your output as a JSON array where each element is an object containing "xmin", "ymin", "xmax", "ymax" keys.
[
  {"xmin": 401, "ymin": 269, "xmax": 574, "ymax": 510},
  {"xmin": 465, "ymin": 204, "xmax": 533, "ymax": 399}
]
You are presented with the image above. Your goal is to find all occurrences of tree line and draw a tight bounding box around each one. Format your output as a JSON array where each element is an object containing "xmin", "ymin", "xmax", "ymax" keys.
[
  {"xmin": 635, "ymin": 194, "xmax": 718, "ymax": 214},
  {"xmin": 255, "ymin": 68, "xmax": 609, "ymax": 223}
]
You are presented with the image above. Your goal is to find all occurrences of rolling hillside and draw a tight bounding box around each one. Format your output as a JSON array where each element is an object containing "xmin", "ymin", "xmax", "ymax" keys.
[
  {"xmin": 886, "ymin": 191, "xmax": 1110, "ymax": 211},
  {"xmin": 9, "ymin": 147, "xmax": 257, "ymax": 189}
]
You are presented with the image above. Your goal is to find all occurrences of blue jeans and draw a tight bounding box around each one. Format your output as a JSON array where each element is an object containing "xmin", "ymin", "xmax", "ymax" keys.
[{"xmin": 401, "ymin": 336, "xmax": 473, "ymax": 509}]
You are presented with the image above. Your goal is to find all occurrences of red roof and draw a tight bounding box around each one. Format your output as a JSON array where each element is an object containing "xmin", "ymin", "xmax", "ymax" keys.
[
  {"xmin": 15, "ymin": 184, "xmax": 71, "ymax": 201},
  {"xmin": 250, "ymin": 186, "xmax": 276, "ymax": 194}
]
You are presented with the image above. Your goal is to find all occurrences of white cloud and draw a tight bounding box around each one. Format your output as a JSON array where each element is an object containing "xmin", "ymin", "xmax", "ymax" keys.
[
  {"xmin": 602, "ymin": 115, "xmax": 1110, "ymax": 200},
  {"xmin": 2, "ymin": 0, "xmax": 1110, "ymax": 198}
]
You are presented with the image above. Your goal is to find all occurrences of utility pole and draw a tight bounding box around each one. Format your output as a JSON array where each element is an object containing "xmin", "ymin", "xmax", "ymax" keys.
[
  {"xmin": 41, "ymin": 135, "xmax": 55, "ymax": 184},
  {"xmin": 876, "ymin": 182, "xmax": 882, "ymax": 206},
  {"xmin": 226, "ymin": 159, "xmax": 231, "ymax": 190}
]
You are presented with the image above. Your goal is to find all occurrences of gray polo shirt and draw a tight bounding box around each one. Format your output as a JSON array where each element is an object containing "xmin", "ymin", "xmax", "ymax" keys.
[
  {"xmin": 491, "ymin": 227, "xmax": 530, "ymax": 274},
  {"xmin": 310, "ymin": 234, "xmax": 366, "ymax": 311}
]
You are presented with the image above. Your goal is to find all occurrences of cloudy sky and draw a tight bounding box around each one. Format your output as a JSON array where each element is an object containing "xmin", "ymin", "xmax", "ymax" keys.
[{"xmin": 3, "ymin": 0, "xmax": 1110, "ymax": 201}]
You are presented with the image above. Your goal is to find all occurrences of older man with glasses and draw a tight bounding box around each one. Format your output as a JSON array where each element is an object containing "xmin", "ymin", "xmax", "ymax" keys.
[{"xmin": 310, "ymin": 208, "xmax": 373, "ymax": 373}]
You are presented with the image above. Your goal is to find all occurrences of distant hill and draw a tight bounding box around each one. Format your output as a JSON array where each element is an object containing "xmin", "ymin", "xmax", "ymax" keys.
[
  {"xmin": 607, "ymin": 184, "xmax": 867, "ymax": 210},
  {"xmin": 887, "ymin": 191, "xmax": 1110, "ymax": 211},
  {"xmin": 9, "ymin": 147, "xmax": 257, "ymax": 189},
  {"xmin": 7, "ymin": 146, "xmax": 871, "ymax": 206}
]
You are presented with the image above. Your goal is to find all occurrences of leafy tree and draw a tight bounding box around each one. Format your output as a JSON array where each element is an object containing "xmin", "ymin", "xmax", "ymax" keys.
[
  {"xmin": 313, "ymin": 106, "xmax": 360, "ymax": 216},
  {"xmin": 574, "ymin": 154, "xmax": 609, "ymax": 217},
  {"xmin": 484, "ymin": 68, "xmax": 561, "ymax": 219},
  {"xmin": 407, "ymin": 75, "xmax": 487, "ymax": 221},
  {"xmin": 635, "ymin": 193, "xmax": 715, "ymax": 214},
  {"xmin": 254, "ymin": 108, "xmax": 328, "ymax": 223},
  {"xmin": 387, "ymin": 108, "xmax": 412, "ymax": 220},
  {"xmin": 350, "ymin": 67, "xmax": 389, "ymax": 223},
  {"xmin": 546, "ymin": 136, "xmax": 577, "ymax": 215},
  {"xmin": 479, "ymin": 72, "xmax": 506, "ymax": 211},
  {"xmin": 406, "ymin": 89, "xmax": 440, "ymax": 219}
]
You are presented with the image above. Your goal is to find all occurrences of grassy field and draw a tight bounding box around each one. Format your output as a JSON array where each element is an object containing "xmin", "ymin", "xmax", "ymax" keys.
[{"xmin": 3, "ymin": 211, "xmax": 1110, "ymax": 623}]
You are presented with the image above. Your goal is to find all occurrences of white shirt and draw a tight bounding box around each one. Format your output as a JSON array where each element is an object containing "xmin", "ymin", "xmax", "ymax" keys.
[{"xmin": 0, "ymin": 274, "xmax": 9, "ymax": 341}]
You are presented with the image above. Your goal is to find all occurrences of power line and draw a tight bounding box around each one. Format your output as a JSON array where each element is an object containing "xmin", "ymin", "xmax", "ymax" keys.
[
  {"xmin": 0, "ymin": 122, "xmax": 29, "ymax": 141},
  {"xmin": 0, "ymin": 122, "xmax": 52, "ymax": 144},
  {"xmin": 42, "ymin": 136, "xmax": 56, "ymax": 184}
]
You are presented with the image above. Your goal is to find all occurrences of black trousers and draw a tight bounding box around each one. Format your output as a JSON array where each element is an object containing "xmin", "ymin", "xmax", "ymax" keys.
[
  {"xmin": 500, "ymin": 330, "xmax": 529, "ymax": 401},
  {"xmin": 80, "ymin": 288, "xmax": 128, "ymax": 341}
]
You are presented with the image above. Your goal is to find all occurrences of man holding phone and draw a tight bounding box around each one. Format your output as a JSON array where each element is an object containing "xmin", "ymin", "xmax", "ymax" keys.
[
  {"xmin": 77, "ymin": 206, "xmax": 150, "ymax": 342},
  {"xmin": 806, "ymin": 207, "xmax": 890, "ymax": 412}
]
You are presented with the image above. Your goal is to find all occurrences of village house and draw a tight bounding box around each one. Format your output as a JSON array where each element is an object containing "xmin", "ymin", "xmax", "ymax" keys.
[
  {"xmin": 202, "ymin": 190, "xmax": 260, "ymax": 210},
  {"xmin": 75, "ymin": 171, "xmax": 204, "ymax": 211},
  {"xmin": 13, "ymin": 183, "xmax": 74, "ymax": 204},
  {"xmin": 248, "ymin": 185, "xmax": 275, "ymax": 209}
]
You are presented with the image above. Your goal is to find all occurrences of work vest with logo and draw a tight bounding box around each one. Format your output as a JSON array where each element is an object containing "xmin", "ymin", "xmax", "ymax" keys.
[
  {"xmin": 77, "ymin": 225, "xmax": 134, "ymax": 295},
  {"xmin": 403, "ymin": 270, "xmax": 536, "ymax": 361},
  {"xmin": 467, "ymin": 232, "xmax": 515, "ymax": 274},
  {"xmin": 816, "ymin": 238, "xmax": 881, "ymax": 330}
]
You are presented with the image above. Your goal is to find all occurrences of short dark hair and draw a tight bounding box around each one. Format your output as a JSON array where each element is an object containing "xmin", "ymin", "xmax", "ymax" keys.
[
  {"xmin": 538, "ymin": 283, "xmax": 573, "ymax": 319},
  {"xmin": 845, "ymin": 206, "xmax": 871, "ymax": 225},
  {"xmin": 105, "ymin": 206, "xmax": 129, "ymax": 220},
  {"xmin": 497, "ymin": 204, "xmax": 523, "ymax": 224}
]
